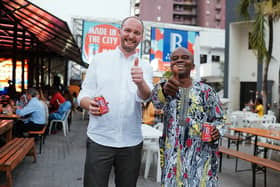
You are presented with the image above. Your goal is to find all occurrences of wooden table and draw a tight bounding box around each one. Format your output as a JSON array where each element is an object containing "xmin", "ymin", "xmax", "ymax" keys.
[
  {"xmin": 230, "ymin": 127, "xmax": 280, "ymax": 141},
  {"xmin": 0, "ymin": 114, "xmax": 20, "ymax": 120},
  {"xmin": 230, "ymin": 127, "xmax": 280, "ymax": 154},
  {"xmin": 0, "ymin": 120, "xmax": 13, "ymax": 142},
  {"xmin": 229, "ymin": 127, "xmax": 280, "ymax": 171}
]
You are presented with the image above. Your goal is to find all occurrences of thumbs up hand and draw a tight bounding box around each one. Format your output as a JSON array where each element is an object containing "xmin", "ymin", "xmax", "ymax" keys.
[
  {"xmin": 134, "ymin": 57, "xmax": 139, "ymax": 66},
  {"xmin": 131, "ymin": 57, "xmax": 144, "ymax": 86},
  {"xmin": 163, "ymin": 65, "xmax": 180, "ymax": 97}
]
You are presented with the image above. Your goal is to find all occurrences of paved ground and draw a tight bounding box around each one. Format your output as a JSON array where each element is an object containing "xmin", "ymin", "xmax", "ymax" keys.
[{"xmin": 0, "ymin": 112, "xmax": 279, "ymax": 187}]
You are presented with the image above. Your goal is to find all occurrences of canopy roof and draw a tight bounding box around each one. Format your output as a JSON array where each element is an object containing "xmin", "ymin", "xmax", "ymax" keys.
[{"xmin": 0, "ymin": 0, "xmax": 85, "ymax": 66}]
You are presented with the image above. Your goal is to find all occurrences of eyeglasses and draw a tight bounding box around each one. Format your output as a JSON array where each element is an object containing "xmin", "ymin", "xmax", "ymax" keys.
[{"xmin": 170, "ymin": 55, "xmax": 191, "ymax": 61}]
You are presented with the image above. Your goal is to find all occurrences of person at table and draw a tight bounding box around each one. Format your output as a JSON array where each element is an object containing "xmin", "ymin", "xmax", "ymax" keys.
[
  {"xmin": 13, "ymin": 88, "xmax": 46, "ymax": 137},
  {"xmin": 49, "ymin": 88, "xmax": 66, "ymax": 113},
  {"xmin": 253, "ymin": 97, "xmax": 264, "ymax": 117},
  {"xmin": 78, "ymin": 16, "xmax": 153, "ymax": 187},
  {"xmin": 17, "ymin": 91, "xmax": 28, "ymax": 108},
  {"xmin": 151, "ymin": 47, "xmax": 225, "ymax": 187},
  {"xmin": 0, "ymin": 96, "xmax": 15, "ymax": 115},
  {"xmin": 49, "ymin": 89, "xmax": 73, "ymax": 122}
]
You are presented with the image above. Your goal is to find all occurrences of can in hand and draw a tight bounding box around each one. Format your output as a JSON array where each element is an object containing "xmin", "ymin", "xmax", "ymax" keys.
[
  {"xmin": 201, "ymin": 123, "xmax": 213, "ymax": 142},
  {"xmin": 94, "ymin": 96, "xmax": 109, "ymax": 114}
]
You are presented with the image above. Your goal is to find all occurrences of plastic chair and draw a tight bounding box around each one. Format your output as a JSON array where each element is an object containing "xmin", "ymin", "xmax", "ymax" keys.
[
  {"xmin": 49, "ymin": 110, "xmax": 71, "ymax": 136},
  {"xmin": 142, "ymin": 139, "xmax": 161, "ymax": 183},
  {"xmin": 153, "ymin": 122, "xmax": 163, "ymax": 133}
]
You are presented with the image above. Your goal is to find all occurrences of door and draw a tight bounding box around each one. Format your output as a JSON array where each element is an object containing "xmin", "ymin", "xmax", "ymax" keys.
[{"xmin": 240, "ymin": 82, "xmax": 256, "ymax": 110}]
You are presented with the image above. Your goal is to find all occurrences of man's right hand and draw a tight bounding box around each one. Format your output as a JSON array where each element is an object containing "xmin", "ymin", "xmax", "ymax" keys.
[
  {"xmin": 89, "ymin": 99, "xmax": 102, "ymax": 116},
  {"xmin": 163, "ymin": 65, "xmax": 180, "ymax": 97}
]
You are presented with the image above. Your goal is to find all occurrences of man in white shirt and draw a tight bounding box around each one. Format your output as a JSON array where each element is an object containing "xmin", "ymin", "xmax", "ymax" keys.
[{"xmin": 78, "ymin": 16, "xmax": 153, "ymax": 187}]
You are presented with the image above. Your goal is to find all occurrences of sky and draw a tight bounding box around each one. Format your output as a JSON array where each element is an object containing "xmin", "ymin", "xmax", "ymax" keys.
[{"xmin": 29, "ymin": 0, "xmax": 131, "ymax": 24}]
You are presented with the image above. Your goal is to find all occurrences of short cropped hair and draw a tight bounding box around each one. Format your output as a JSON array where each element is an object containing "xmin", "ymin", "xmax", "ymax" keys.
[
  {"xmin": 120, "ymin": 16, "xmax": 144, "ymax": 33},
  {"xmin": 26, "ymin": 88, "xmax": 39, "ymax": 98}
]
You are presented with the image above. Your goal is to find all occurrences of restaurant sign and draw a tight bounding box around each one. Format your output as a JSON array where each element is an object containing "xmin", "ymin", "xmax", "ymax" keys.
[{"xmin": 82, "ymin": 21, "xmax": 120, "ymax": 64}]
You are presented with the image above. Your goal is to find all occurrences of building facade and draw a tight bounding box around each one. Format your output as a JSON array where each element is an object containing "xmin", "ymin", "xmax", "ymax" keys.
[
  {"xmin": 225, "ymin": 0, "xmax": 279, "ymax": 118},
  {"xmin": 130, "ymin": 0, "xmax": 225, "ymax": 29}
]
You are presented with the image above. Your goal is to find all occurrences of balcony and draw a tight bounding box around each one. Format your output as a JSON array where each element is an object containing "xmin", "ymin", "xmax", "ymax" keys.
[
  {"xmin": 173, "ymin": 18, "xmax": 196, "ymax": 25},
  {"xmin": 174, "ymin": 0, "xmax": 196, "ymax": 6},
  {"xmin": 215, "ymin": 14, "xmax": 221, "ymax": 20},
  {"xmin": 200, "ymin": 62, "xmax": 223, "ymax": 81},
  {"xmin": 215, "ymin": 4, "xmax": 221, "ymax": 10},
  {"xmin": 134, "ymin": 8, "xmax": 140, "ymax": 15},
  {"xmin": 173, "ymin": 9, "xmax": 196, "ymax": 16}
]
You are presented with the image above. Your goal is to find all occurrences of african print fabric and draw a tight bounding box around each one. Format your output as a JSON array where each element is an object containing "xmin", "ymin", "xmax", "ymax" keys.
[{"xmin": 152, "ymin": 81, "xmax": 225, "ymax": 187}]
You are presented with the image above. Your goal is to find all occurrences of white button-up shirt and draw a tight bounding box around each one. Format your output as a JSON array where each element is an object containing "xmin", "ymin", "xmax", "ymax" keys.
[{"xmin": 78, "ymin": 48, "xmax": 153, "ymax": 147}]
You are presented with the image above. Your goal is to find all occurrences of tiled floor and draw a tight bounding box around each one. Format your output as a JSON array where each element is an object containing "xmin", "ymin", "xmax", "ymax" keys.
[{"xmin": 0, "ymin": 112, "xmax": 279, "ymax": 187}]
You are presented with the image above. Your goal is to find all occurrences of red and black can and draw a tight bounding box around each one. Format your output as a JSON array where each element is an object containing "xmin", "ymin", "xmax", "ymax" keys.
[
  {"xmin": 94, "ymin": 96, "xmax": 109, "ymax": 114},
  {"xmin": 201, "ymin": 123, "xmax": 213, "ymax": 142}
]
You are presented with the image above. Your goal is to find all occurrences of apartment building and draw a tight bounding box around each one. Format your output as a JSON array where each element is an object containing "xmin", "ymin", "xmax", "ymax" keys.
[{"xmin": 130, "ymin": 0, "xmax": 225, "ymax": 29}]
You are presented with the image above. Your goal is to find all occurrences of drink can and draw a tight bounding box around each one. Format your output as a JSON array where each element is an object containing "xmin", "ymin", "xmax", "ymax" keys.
[
  {"xmin": 201, "ymin": 123, "xmax": 212, "ymax": 142},
  {"xmin": 94, "ymin": 96, "xmax": 109, "ymax": 114}
]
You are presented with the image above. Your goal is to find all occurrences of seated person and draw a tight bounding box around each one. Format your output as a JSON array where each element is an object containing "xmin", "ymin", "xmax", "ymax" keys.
[
  {"xmin": 13, "ymin": 88, "xmax": 46, "ymax": 137},
  {"xmin": 49, "ymin": 100, "xmax": 72, "ymax": 121},
  {"xmin": 17, "ymin": 92, "xmax": 28, "ymax": 108},
  {"xmin": 0, "ymin": 96, "xmax": 15, "ymax": 114},
  {"xmin": 49, "ymin": 88, "xmax": 66, "ymax": 113},
  {"xmin": 3, "ymin": 98, "xmax": 15, "ymax": 114},
  {"xmin": 253, "ymin": 97, "xmax": 264, "ymax": 117}
]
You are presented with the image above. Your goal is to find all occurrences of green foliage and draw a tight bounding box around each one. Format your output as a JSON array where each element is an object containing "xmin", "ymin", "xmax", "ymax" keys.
[
  {"xmin": 162, "ymin": 71, "xmax": 172, "ymax": 80},
  {"xmin": 250, "ymin": 8, "xmax": 267, "ymax": 60}
]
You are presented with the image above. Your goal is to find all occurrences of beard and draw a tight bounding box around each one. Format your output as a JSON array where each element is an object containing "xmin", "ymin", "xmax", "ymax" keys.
[
  {"xmin": 178, "ymin": 71, "xmax": 187, "ymax": 79},
  {"xmin": 121, "ymin": 39, "xmax": 137, "ymax": 53}
]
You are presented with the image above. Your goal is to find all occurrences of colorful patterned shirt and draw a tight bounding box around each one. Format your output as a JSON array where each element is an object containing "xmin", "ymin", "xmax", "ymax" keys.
[{"xmin": 152, "ymin": 81, "xmax": 225, "ymax": 187}]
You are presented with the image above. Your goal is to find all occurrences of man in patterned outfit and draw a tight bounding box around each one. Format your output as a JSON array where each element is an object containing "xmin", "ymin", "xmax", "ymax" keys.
[{"xmin": 152, "ymin": 47, "xmax": 225, "ymax": 187}]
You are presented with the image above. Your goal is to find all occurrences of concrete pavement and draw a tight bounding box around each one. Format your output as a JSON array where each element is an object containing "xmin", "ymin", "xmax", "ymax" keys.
[{"xmin": 0, "ymin": 112, "xmax": 279, "ymax": 187}]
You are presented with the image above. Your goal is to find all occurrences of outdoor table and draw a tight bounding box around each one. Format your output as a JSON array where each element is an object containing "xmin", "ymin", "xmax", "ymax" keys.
[
  {"xmin": 0, "ymin": 120, "xmax": 13, "ymax": 142},
  {"xmin": 230, "ymin": 127, "xmax": 280, "ymax": 154},
  {"xmin": 229, "ymin": 127, "xmax": 280, "ymax": 172},
  {"xmin": 0, "ymin": 114, "xmax": 20, "ymax": 120}
]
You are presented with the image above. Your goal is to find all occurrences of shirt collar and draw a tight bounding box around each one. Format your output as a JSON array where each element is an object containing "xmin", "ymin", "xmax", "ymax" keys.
[{"xmin": 116, "ymin": 47, "xmax": 138, "ymax": 60}]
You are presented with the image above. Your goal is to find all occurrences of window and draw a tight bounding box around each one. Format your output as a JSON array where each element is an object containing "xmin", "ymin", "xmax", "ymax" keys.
[
  {"xmin": 212, "ymin": 55, "xmax": 220, "ymax": 62},
  {"xmin": 200, "ymin": 54, "xmax": 207, "ymax": 64}
]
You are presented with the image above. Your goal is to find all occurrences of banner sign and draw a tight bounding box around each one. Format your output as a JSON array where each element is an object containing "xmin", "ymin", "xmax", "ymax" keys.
[
  {"xmin": 150, "ymin": 27, "xmax": 199, "ymax": 71},
  {"xmin": 82, "ymin": 21, "xmax": 120, "ymax": 64}
]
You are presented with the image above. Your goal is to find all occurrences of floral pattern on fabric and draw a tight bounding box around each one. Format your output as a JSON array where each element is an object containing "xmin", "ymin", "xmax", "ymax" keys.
[{"xmin": 152, "ymin": 81, "xmax": 225, "ymax": 187}]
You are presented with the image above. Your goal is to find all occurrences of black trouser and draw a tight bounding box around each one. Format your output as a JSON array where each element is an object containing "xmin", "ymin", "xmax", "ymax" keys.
[
  {"xmin": 83, "ymin": 138, "xmax": 143, "ymax": 187},
  {"xmin": 13, "ymin": 120, "xmax": 45, "ymax": 137}
]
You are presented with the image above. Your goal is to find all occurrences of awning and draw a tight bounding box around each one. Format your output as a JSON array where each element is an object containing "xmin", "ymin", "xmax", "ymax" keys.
[{"xmin": 0, "ymin": 0, "xmax": 86, "ymax": 67}]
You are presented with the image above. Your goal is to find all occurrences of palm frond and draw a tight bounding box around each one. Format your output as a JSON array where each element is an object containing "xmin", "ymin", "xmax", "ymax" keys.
[
  {"xmin": 262, "ymin": 1, "xmax": 280, "ymax": 20},
  {"xmin": 239, "ymin": 0, "xmax": 251, "ymax": 18},
  {"xmin": 249, "ymin": 5, "xmax": 268, "ymax": 61}
]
